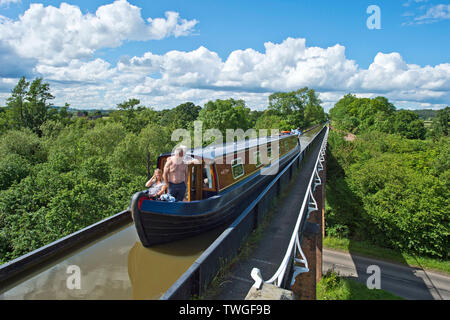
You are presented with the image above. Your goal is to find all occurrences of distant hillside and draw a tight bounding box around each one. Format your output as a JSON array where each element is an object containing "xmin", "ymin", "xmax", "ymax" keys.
[
  {"xmin": 408, "ymin": 109, "xmax": 438, "ymax": 120},
  {"xmin": 50, "ymin": 106, "xmax": 114, "ymax": 115}
]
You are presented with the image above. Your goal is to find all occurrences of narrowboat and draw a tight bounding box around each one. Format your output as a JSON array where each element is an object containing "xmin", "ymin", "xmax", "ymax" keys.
[{"xmin": 130, "ymin": 133, "xmax": 301, "ymax": 247}]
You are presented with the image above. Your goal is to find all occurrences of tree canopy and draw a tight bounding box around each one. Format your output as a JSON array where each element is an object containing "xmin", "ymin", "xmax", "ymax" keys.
[
  {"xmin": 5, "ymin": 77, "xmax": 55, "ymax": 135},
  {"xmin": 330, "ymin": 94, "xmax": 426, "ymax": 139},
  {"xmin": 267, "ymin": 87, "xmax": 326, "ymax": 129},
  {"xmin": 326, "ymin": 95, "xmax": 449, "ymax": 259}
]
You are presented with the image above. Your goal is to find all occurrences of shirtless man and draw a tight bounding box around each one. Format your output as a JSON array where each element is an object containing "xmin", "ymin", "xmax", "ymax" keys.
[{"xmin": 163, "ymin": 146, "xmax": 199, "ymax": 201}]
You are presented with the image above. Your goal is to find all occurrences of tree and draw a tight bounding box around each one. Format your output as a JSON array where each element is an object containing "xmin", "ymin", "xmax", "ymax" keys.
[
  {"xmin": 429, "ymin": 106, "xmax": 449, "ymax": 138},
  {"xmin": 268, "ymin": 87, "xmax": 325, "ymax": 129},
  {"xmin": 0, "ymin": 128, "xmax": 46, "ymax": 164},
  {"xmin": 113, "ymin": 98, "xmax": 147, "ymax": 133},
  {"xmin": 330, "ymin": 95, "xmax": 414, "ymax": 135},
  {"xmin": 5, "ymin": 77, "xmax": 54, "ymax": 135},
  {"xmin": 25, "ymin": 78, "xmax": 54, "ymax": 135},
  {"xmin": 5, "ymin": 77, "xmax": 29, "ymax": 130},
  {"xmin": 110, "ymin": 124, "xmax": 173, "ymax": 178},
  {"xmin": 248, "ymin": 110, "xmax": 264, "ymax": 128},
  {"xmin": 0, "ymin": 107, "xmax": 8, "ymax": 133},
  {"xmin": 160, "ymin": 102, "xmax": 201, "ymax": 130},
  {"xmin": 304, "ymin": 89, "xmax": 326, "ymax": 126},
  {"xmin": 268, "ymin": 88, "xmax": 307, "ymax": 128},
  {"xmin": 391, "ymin": 110, "xmax": 425, "ymax": 139},
  {"xmin": 254, "ymin": 113, "xmax": 289, "ymax": 132},
  {"xmin": 198, "ymin": 99, "xmax": 251, "ymax": 136},
  {"xmin": 0, "ymin": 153, "xmax": 31, "ymax": 190}
]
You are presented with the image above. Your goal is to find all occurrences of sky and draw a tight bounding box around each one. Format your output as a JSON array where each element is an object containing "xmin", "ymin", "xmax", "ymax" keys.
[{"xmin": 0, "ymin": 0, "xmax": 449, "ymax": 111}]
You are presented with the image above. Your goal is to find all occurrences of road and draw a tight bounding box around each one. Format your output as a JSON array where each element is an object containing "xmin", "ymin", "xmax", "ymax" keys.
[{"xmin": 323, "ymin": 248, "xmax": 450, "ymax": 300}]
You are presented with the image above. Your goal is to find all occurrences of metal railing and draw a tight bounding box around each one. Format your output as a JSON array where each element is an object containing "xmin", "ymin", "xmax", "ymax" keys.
[{"xmin": 250, "ymin": 125, "xmax": 329, "ymax": 289}]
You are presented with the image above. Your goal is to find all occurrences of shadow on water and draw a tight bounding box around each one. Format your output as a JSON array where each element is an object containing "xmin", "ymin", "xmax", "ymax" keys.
[
  {"xmin": 324, "ymin": 135, "xmax": 436, "ymax": 300},
  {"xmin": 127, "ymin": 225, "xmax": 227, "ymax": 300}
]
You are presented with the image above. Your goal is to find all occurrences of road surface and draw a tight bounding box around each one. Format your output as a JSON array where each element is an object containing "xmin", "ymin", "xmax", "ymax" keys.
[{"xmin": 323, "ymin": 248, "xmax": 450, "ymax": 300}]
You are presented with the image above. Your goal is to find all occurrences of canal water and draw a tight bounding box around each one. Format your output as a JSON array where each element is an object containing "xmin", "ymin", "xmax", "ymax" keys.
[{"xmin": 0, "ymin": 125, "xmax": 323, "ymax": 300}]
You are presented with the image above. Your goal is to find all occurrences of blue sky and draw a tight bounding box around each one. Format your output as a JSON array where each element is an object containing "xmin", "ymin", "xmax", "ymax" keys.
[{"xmin": 0, "ymin": 0, "xmax": 449, "ymax": 111}]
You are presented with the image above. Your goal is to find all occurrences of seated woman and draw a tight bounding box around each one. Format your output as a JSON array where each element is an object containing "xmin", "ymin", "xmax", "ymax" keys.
[{"xmin": 145, "ymin": 169, "xmax": 167, "ymax": 199}]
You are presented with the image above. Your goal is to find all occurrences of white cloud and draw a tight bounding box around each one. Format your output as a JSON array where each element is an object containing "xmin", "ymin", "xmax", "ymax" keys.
[
  {"xmin": 403, "ymin": 0, "xmax": 429, "ymax": 7},
  {"xmin": 83, "ymin": 38, "xmax": 449, "ymax": 111},
  {"xmin": 127, "ymin": 38, "xmax": 360, "ymax": 94},
  {"xmin": 0, "ymin": 0, "xmax": 198, "ymax": 66},
  {"xmin": 352, "ymin": 52, "xmax": 450, "ymax": 92},
  {"xmin": 402, "ymin": 3, "xmax": 450, "ymax": 25},
  {"xmin": 35, "ymin": 59, "xmax": 116, "ymax": 82},
  {"xmin": 414, "ymin": 4, "xmax": 450, "ymax": 23},
  {"xmin": 0, "ymin": 0, "xmax": 20, "ymax": 7}
]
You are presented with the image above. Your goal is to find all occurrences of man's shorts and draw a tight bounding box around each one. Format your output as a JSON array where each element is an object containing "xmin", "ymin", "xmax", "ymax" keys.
[{"xmin": 168, "ymin": 182, "xmax": 186, "ymax": 202}]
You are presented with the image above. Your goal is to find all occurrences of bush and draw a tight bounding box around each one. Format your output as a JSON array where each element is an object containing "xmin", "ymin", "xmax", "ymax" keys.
[
  {"xmin": 0, "ymin": 128, "xmax": 47, "ymax": 164},
  {"xmin": 0, "ymin": 154, "xmax": 31, "ymax": 190},
  {"xmin": 326, "ymin": 224, "xmax": 350, "ymax": 239},
  {"xmin": 326, "ymin": 130, "xmax": 450, "ymax": 259}
]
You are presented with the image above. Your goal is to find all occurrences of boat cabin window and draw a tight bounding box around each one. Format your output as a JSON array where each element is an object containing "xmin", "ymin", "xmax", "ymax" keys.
[
  {"xmin": 231, "ymin": 158, "xmax": 244, "ymax": 179},
  {"xmin": 253, "ymin": 151, "xmax": 262, "ymax": 167},
  {"xmin": 284, "ymin": 140, "xmax": 289, "ymax": 152},
  {"xmin": 202, "ymin": 164, "xmax": 213, "ymax": 189},
  {"xmin": 158, "ymin": 155, "xmax": 170, "ymax": 171},
  {"xmin": 267, "ymin": 146, "xmax": 272, "ymax": 159}
]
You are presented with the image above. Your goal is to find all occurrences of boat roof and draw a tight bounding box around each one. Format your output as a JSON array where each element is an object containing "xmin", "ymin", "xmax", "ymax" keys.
[{"xmin": 186, "ymin": 133, "xmax": 298, "ymax": 160}]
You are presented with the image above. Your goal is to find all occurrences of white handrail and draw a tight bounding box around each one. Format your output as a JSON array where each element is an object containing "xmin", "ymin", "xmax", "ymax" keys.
[{"xmin": 250, "ymin": 125, "xmax": 329, "ymax": 289}]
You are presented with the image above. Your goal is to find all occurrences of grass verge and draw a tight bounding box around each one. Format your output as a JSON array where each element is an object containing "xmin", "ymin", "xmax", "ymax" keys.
[
  {"xmin": 324, "ymin": 236, "xmax": 450, "ymax": 275},
  {"xmin": 317, "ymin": 269, "xmax": 403, "ymax": 300}
]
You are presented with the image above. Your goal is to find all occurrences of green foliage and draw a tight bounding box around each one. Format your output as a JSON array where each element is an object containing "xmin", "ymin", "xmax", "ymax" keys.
[
  {"xmin": 389, "ymin": 110, "xmax": 426, "ymax": 139},
  {"xmin": 412, "ymin": 109, "xmax": 438, "ymax": 120},
  {"xmin": 198, "ymin": 99, "xmax": 252, "ymax": 135},
  {"xmin": 0, "ymin": 128, "xmax": 47, "ymax": 164},
  {"xmin": 330, "ymin": 94, "xmax": 429, "ymax": 140},
  {"xmin": 0, "ymin": 154, "xmax": 31, "ymax": 190},
  {"xmin": 254, "ymin": 87, "xmax": 325, "ymax": 131},
  {"xmin": 80, "ymin": 122, "xmax": 126, "ymax": 158},
  {"xmin": 330, "ymin": 94, "xmax": 396, "ymax": 133},
  {"xmin": 40, "ymin": 120, "xmax": 65, "ymax": 139},
  {"xmin": 110, "ymin": 98, "xmax": 153, "ymax": 134},
  {"xmin": 110, "ymin": 124, "xmax": 173, "ymax": 177},
  {"xmin": 160, "ymin": 102, "xmax": 201, "ymax": 130},
  {"xmin": 254, "ymin": 113, "xmax": 289, "ymax": 131},
  {"xmin": 267, "ymin": 87, "xmax": 325, "ymax": 128},
  {"xmin": 325, "ymin": 130, "xmax": 450, "ymax": 259},
  {"xmin": 428, "ymin": 106, "xmax": 449, "ymax": 139},
  {"xmin": 5, "ymin": 77, "xmax": 55, "ymax": 135}
]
